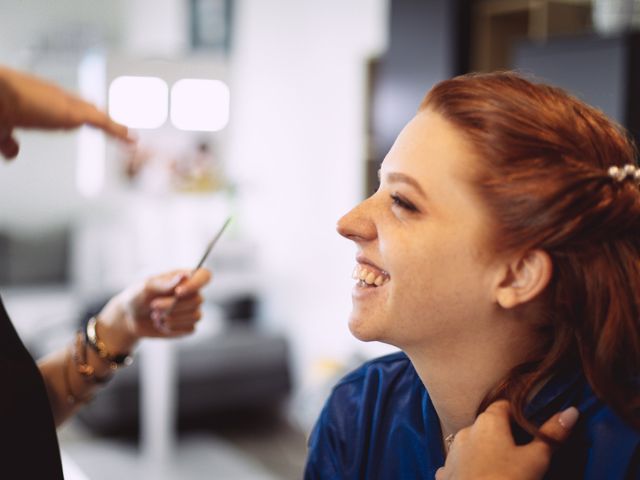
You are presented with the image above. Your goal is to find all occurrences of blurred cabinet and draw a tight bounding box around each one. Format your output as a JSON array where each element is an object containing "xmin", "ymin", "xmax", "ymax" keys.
[
  {"xmin": 513, "ymin": 32, "xmax": 640, "ymax": 146},
  {"xmin": 366, "ymin": 0, "xmax": 462, "ymax": 195},
  {"xmin": 471, "ymin": 0, "xmax": 593, "ymax": 71}
]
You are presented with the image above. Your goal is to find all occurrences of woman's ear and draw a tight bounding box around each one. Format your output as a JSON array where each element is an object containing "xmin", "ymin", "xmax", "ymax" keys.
[{"xmin": 495, "ymin": 250, "xmax": 552, "ymax": 309}]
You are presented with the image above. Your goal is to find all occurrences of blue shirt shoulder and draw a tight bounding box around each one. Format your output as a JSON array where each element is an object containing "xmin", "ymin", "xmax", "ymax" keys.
[
  {"xmin": 305, "ymin": 352, "xmax": 443, "ymax": 480},
  {"xmin": 305, "ymin": 352, "xmax": 640, "ymax": 480}
]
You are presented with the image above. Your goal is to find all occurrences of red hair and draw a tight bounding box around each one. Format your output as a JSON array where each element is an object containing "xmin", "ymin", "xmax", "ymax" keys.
[{"xmin": 421, "ymin": 72, "xmax": 640, "ymax": 434}]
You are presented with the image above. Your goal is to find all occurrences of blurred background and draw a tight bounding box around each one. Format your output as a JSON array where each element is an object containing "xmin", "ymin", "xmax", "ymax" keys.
[{"xmin": 0, "ymin": 0, "xmax": 638, "ymax": 478}]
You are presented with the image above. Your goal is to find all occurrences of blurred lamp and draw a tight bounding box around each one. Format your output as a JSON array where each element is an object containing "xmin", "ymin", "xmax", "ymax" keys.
[
  {"xmin": 108, "ymin": 76, "xmax": 168, "ymax": 129},
  {"xmin": 170, "ymin": 79, "xmax": 230, "ymax": 131}
]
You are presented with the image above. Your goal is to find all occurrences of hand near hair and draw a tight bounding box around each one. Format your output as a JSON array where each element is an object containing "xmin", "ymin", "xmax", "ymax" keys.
[
  {"xmin": 435, "ymin": 400, "xmax": 579, "ymax": 480},
  {"xmin": 0, "ymin": 65, "xmax": 135, "ymax": 159}
]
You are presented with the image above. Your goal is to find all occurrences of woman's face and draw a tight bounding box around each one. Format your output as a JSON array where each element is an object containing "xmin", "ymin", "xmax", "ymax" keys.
[{"xmin": 337, "ymin": 109, "xmax": 504, "ymax": 350}]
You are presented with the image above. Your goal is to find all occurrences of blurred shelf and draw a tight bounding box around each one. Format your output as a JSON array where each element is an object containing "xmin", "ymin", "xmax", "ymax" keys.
[{"xmin": 471, "ymin": 0, "xmax": 593, "ymax": 71}]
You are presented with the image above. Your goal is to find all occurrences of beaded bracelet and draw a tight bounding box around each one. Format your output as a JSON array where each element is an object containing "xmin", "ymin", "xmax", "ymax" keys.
[
  {"xmin": 85, "ymin": 316, "xmax": 133, "ymax": 370},
  {"xmin": 72, "ymin": 331, "xmax": 113, "ymax": 384}
]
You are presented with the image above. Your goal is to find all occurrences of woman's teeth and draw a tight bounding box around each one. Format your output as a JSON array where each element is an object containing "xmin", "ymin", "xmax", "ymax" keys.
[{"xmin": 352, "ymin": 264, "xmax": 390, "ymax": 287}]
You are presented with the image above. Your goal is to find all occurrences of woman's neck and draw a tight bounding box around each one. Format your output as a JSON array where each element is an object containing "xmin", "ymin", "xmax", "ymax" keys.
[{"xmin": 404, "ymin": 316, "xmax": 540, "ymax": 441}]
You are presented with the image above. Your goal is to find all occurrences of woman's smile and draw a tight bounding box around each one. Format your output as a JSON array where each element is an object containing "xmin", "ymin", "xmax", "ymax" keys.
[{"xmin": 351, "ymin": 262, "xmax": 390, "ymax": 297}]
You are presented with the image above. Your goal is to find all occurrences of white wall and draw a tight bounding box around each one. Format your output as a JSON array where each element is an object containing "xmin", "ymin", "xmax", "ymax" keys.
[
  {"xmin": 0, "ymin": 0, "xmax": 123, "ymax": 66},
  {"xmin": 120, "ymin": 0, "xmax": 189, "ymax": 56},
  {"xmin": 229, "ymin": 0, "xmax": 393, "ymax": 387}
]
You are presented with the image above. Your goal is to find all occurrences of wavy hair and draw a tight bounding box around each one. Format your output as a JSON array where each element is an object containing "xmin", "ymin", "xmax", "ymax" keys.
[{"xmin": 421, "ymin": 71, "xmax": 640, "ymax": 434}]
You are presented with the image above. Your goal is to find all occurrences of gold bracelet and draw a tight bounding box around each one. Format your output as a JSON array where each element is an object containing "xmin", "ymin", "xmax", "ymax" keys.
[
  {"xmin": 62, "ymin": 346, "xmax": 93, "ymax": 406},
  {"xmin": 71, "ymin": 331, "xmax": 113, "ymax": 384},
  {"xmin": 85, "ymin": 316, "xmax": 133, "ymax": 370}
]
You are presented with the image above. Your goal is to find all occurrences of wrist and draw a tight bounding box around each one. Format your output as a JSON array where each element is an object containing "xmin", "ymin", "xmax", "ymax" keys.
[{"xmin": 94, "ymin": 297, "xmax": 139, "ymax": 357}]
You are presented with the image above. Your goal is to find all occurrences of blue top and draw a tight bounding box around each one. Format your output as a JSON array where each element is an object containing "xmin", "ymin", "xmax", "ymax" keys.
[{"xmin": 305, "ymin": 351, "xmax": 640, "ymax": 479}]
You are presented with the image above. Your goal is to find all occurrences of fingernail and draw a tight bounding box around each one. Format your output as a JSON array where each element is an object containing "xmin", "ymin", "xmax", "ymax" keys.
[{"xmin": 558, "ymin": 406, "xmax": 579, "ymax": 429}]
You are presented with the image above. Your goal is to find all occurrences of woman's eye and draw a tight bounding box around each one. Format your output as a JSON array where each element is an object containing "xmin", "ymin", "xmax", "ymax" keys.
[{"xmin": 390, "ymin": 193, "xmax": 418, "ymax": 212}]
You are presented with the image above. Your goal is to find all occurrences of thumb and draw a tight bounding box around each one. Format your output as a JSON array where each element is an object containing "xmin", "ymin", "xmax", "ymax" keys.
[
  {"xmin": 529, "ymin": 406, "xmax": 579, "ymax": 453},
  {"xmin": 540, "ymin": 406, "xmax": 579, "ymax": 443},
  {"xmin": 145, "ymin": 272, "xmax": 188, "ymax": 296}
]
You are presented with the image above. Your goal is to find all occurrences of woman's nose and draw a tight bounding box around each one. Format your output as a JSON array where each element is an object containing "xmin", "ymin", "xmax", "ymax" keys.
[{"xmin": 336, "ymin": 199, "xmax": 377, "ymax": 242}]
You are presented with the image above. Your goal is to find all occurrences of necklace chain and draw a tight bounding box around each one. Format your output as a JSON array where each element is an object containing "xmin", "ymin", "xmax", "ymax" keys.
[{"xmin": 444, "ymin": 433, "xmax": 456, "ymax": 453}]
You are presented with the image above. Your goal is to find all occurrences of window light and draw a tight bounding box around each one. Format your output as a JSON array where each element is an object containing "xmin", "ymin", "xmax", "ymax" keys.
[
  {"xmin": 77, "ymin": 53, "xmax": 106, "ymax": 197},
  {"xmin": 108, "ymin": 76, "xmax": 168, "ymax": 129},
  {"xmin": 170, "ymin": 79, "xmax": 230, "ymax": 131}
]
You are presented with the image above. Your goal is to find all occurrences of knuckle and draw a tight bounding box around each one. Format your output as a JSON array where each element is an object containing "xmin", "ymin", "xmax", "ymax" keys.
[
  {"xmin": 474, "ymin": 412, "xmax": 493, "ymax": 428},
  {"xmin": 485, "ymin": 399, "xmax": 510, "ymax": 415},
  {"xmin": 455, "ymin": 428, "xmax": 470, "ymax": 444}
]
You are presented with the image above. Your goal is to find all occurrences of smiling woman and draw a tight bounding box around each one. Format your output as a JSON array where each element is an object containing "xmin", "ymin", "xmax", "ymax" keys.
[
  {"xmin": 304, "ymin": 72, "xmax": 640, "ymax": 479},
  {"xmin": 339, "ymin": 110, "xmax": 501, "ymax": 352}
]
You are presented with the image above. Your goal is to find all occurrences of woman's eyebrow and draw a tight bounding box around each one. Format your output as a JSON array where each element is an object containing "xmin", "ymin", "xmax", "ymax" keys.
[{"xmin": 379, "ymin": 169, "xmax": 427, "ymax": 199}]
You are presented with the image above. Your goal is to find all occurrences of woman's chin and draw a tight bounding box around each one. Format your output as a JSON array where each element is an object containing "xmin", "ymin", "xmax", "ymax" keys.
[{"xmin": 348, "ymin": 312, "xmax": 384, "ymax": 343}]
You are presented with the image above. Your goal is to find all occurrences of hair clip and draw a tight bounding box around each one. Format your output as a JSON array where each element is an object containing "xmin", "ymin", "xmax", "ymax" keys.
[{"xmin": 607, "ymin": 164, "xmax": 640, "ymax": 182}]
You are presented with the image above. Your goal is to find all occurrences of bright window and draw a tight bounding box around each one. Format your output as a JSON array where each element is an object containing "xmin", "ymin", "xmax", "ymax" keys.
[
  {"xmin": 108, "ymin": 76, "xmax": 168, "ymax": 129},
  {"xmin": 170, "ymin": 79, "xmax": 230, "ymax": 131}
]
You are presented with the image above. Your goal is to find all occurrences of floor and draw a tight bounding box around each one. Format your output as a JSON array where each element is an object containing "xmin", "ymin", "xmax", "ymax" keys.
[{"xmin": 59, "ymin": 411, "xmax": 309, "ymax": 480}]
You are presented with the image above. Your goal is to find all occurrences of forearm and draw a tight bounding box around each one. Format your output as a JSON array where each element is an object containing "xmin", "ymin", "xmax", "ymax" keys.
[
  {"xmin": 38, "ymin": 345, "xmax": 91, "ymax": 426},
  {"xmin": 37, "ymin": 298, "xmax": 139, "ymax": 427}
]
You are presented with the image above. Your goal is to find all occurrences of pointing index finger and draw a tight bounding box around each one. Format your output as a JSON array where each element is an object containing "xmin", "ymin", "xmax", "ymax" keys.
[{"xmin": 73, "ymin": 98, "xmax": 136, "ymax": 143}]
